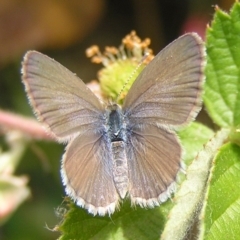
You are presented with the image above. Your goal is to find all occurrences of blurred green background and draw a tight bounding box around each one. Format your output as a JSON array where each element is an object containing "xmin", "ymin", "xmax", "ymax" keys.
[{"xmin": 0, "ymin": 0, "xmax": 235, "ymax": 239}]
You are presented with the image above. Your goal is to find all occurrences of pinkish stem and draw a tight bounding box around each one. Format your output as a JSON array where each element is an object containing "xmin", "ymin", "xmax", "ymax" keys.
[{"xmin": 0, "ymin": 110, "xmax": 54, "ymax": 141}]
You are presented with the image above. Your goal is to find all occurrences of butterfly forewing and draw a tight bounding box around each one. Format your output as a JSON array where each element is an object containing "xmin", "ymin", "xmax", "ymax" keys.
[
  {"xmin": 61, "ymin": 129, "xmax": 119, "ymax": 216},
  {"xmin": 123, "ymin": 33, "xmax": 204, "ymax": 127},
  {"xmin": 22, "ymin": 51, "xmax": 105, "ymax": 141}
]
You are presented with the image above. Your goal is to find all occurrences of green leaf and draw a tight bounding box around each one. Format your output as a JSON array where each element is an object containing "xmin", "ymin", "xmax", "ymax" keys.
[
  {"xmin": 204, "ymin": 2, "xmax": 240, "ymax": 127},
  {"xmin": 178, "ymin": 122, "xmax": 214, "ymax": 165},
  {"xmin": 200, "ymin": 143, "xmax": 240, "ymax": 240},
  {"xmin": 57, "ymin": 199, "xmax": 170, "ymax": 240}
]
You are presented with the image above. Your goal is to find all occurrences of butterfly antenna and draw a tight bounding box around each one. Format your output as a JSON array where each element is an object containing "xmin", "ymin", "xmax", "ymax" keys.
[{"xmin": 116, "ymin": 53, "xmax": 149, "ymax": 103}]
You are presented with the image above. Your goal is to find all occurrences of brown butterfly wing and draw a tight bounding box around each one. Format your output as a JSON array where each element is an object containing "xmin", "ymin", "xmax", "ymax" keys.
[
  {"xmin": 123, "ymin": 33, "xmax": 204, "ymax": 128},
  {"xmin": 22, "ymin": 51, "xmax": 105, "ymax": 142},
  {"xmin": 126, "ymin": 124, "xmax": 181, "ymax": 206},
  {"xmin": 61, "ymin": 130, "xmax": 119, "ymax": 216}
]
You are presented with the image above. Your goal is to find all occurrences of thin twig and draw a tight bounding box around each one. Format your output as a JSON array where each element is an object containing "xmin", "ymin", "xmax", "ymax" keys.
[{"xmin": 0, "ymin": 110, "xmax": 54, "ymax": 141}]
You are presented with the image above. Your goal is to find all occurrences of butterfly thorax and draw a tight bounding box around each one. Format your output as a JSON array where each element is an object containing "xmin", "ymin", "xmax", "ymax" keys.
[
  {"xmin": 107, "ymin": 103, "xmax": 126, "ymax": 142},
  {"xmin": 106, "ymin": 103, "xmax": 129, "ymax": 198}
]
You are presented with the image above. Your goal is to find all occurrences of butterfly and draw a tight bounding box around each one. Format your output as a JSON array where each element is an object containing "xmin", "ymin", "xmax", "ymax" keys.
[{"xmin": 22, "ymin": 33, "xmax": 204, "ymax": 216}]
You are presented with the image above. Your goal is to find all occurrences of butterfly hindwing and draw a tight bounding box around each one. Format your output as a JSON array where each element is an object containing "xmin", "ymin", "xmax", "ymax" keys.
[
  {"xmin": 126, "ymin": 124, "xmax": 181, "ymax": 206},
  {"xmin": 61, "ymin": 129, "xmax": 119, "ymax": 216}
]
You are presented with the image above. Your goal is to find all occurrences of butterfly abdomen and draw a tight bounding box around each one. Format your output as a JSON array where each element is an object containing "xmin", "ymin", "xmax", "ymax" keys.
[{"xmin": 112, "ymin": 141, "xmax": 128, "ymax": 198}]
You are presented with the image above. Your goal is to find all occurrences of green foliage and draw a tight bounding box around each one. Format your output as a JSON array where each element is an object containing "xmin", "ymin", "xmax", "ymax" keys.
[
  {"xmin": 204, "ymin": 3, "xmax": 240, "ymax": 127},
  {"xmin": 200, "ymin": 3, "xmax": 240, "ymax": 239},
  {"xmin": 201, "ymin": 143, "xmax": 240, "ymax": 240},
  {"xmin": 58, "ymin": 199, "xmax": 168, "ymax": 240}
]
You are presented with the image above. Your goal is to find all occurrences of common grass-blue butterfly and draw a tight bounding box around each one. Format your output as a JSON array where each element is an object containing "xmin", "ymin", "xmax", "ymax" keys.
[{"xmin": 22, "ymin": 33, "xmax": 204, "ymax": 216}]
